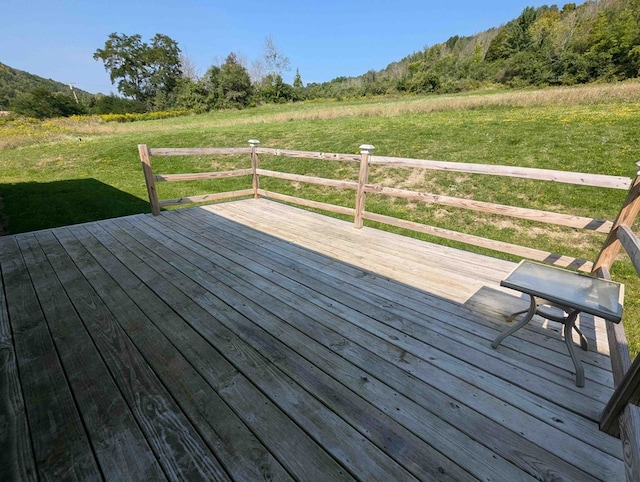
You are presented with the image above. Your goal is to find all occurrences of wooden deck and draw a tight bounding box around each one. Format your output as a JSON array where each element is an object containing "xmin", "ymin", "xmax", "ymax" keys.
[{"xmin": 0, "ymin": 198, "xmax": 624, "ymax": 481}]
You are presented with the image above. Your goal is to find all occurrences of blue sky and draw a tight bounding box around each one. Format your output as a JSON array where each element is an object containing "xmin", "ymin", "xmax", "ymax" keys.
[{"xmin": 2, "ymin": 0, "xmax": 570, "ymax": 95}]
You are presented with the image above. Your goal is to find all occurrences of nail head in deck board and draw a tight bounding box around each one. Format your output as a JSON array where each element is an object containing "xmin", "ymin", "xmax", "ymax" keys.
[
  {"xmin": 17, "ymin": 233, "xmax": 167, "ymax": 481},
  {"xmin": 0, "ymin": 236, "xmax": 102, "ymax": 481},
  {"xmin": 0, "ymin": 239, "xmax": 37, "ymax": 482},
  {"xmin": 34, "ymin": 230, "xmax": 230, "ymax": 481}
]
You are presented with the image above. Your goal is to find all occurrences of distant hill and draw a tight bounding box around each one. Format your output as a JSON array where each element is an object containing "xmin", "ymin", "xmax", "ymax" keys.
[
  {"xmin": 0, "ymin": 62, "xmax": 93, "ymax": 110},
  {"xmin": 304, "ymin": 0, "xmax": 640, "ymax": 99}
]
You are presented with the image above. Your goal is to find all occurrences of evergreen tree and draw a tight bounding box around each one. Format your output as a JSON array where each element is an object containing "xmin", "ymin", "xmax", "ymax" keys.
[
  {"xmin": 218, "ymin": 53, "xmax": 252, "ymax": 108},
  {"xmin": 293, "ymin": 69, "xmax": 303, "ymax": 89}
]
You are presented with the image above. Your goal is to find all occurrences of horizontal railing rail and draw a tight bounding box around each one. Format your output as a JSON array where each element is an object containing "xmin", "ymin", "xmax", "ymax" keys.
[{"xmin": 368, "ymin": 155, "xmax": 632, "ymax": 189}]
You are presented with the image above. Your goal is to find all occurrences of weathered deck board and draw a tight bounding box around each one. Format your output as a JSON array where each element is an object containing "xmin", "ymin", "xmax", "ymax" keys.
[
  {"xmin": 150, "ymin": 208, "xmax": 618, "ymax": 479},
  {"xmin": 0, "ymin": 240, "xmax": 36, "ymax": 482},
  {"xmin": 33, "ymin": 230, "xmax": 230, "ymax": 481},
  {"xmin": 1, "ymin": 235, "xmax": 102, "ymax": 481},
  {"xmin": 109, "ymin": 216, "xmax": 469, "ymax": 481},
  {"xmin": 17, "ymin": 233, "xmax": 167, "ymax": 481},
  {"xmin": 66, "ymin": 223, "xmax": 295, "ymax": 482},
  {"xmin": 179, "ymin": 206, "xmax": 622, "ymax": 455},
  {"xmin": 73, "ymin": 221, "xmax": 398, "ymax": 481},
  {"xmin": 0, "ymin": 198, "xmax": 625, "ymax": 481},
  {"xmin": 206, "ymin": 202, "xmax": 614, "ymax": 385}
]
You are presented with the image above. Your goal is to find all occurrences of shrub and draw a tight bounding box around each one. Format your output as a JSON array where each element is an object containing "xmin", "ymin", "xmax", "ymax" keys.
[
  {"xmin": 11, "ymin": 88, "xmax": 86, "ymax": 119},
  {"xmin": 99, "ymin": 110, "xmax": 189, "ymax": 123}
]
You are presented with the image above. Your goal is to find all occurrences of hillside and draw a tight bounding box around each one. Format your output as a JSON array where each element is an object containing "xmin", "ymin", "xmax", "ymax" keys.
[
  {"xmin": 0, "ymin": 62, "xmax": 93, "ymax": 110},
  {"xmin": 305, "ymin": 0, "xmax": 640, "ymax": 99},
  {"xmin": 2, "ymin": 0, "xmax": 638, "ymax": 113}
]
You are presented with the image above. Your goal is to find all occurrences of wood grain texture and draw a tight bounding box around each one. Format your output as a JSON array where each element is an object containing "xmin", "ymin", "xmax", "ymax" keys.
[
  {"xmin": 362, "ymin": 210, "xmax": 594, "ymax": 272},
  {"xmin": 1, "ymin": 235, "xmax": 101, "ymax": 481},
  {"xmin": 364, "ymin": 184, "xmax": 614, "ymax": 233},
  {"xmin": 0, "ymin": 238, "xmax": 37, "ymax": 482},
  {"xmin": 620, "ymin": 404, "xmax": 640, "ymax": 482},
  {"xmin": 139, "ymin": 144, "xmax": 160, "ymax": 216},
  {"xmin": 601, "ymin": 353, "xmax": 640, "ymax": 436},
  {"xmin": 206, "ymin": 203, "xmax": 615, "ymax": 401},
  {"xmin": 17, "ymin": 233, "xmax": 168, "ymax": 481},
  {"xmin": 256, "ymin": 147, "xmax": 360, "ymax": 163},
  {"xmin": 354, "ymin": 150, "xmax": 370, "ymax": 229},
  {"xmin": 158, "ymin": 189, "xmax": 254, "ymax": 207},
  {"xmin": 594, "ymin": 173, "xmax": 640, "ymax": 272},
  {"xmin": 258, "ymin": 189, "xmax": 356, "ymax": 216},
  {"xmin": 149, "ymin": 147, "xmax": 253, "ymax": 156},
  {"xmin": 618, "ymin": 225, "xmax": 640, "ymax": 276},
  {"xmin": 256, "ymin": 169, "xmax": 359, "ymax": 190},
  {"xmin": 71, "ymin": 222, "xmax": 294, "ymax": 482},
  {"xmin": 166, "ymin": 207, "xmax": 621, "ymax": 480},
  {"xmin": 128, "ymin": 214, "xmax": 485, "ymax": 481},
  {"xmin": 108, "ymin": 218, "xmax": 396, "ymax": 481},
  {"xmin": 36, "ymin": 230, "xmax": 229, "ymax": 481},
  {"xmin": 369, "ymin": 155, "xmax": 632, "ymax": 189},
  {"xmin": 251, "ymin": 144, "xmax": 260, "ymax": 199},
  {"xmin": 155, "ymin": 168, "xmax": 253, "ymax": 182},
  {"xmin": 3, "ymin": 198, "xmax": 627, "ymax": 481}
]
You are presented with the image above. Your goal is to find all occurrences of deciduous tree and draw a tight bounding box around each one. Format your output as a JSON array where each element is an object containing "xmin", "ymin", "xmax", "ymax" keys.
[
  {"xmin": 93, "ymin": 33, "xmax": 182, "ymax": 108},
  {"xmin": 12, "ymin": 88, "xmax": 86, "ymax": 119}
]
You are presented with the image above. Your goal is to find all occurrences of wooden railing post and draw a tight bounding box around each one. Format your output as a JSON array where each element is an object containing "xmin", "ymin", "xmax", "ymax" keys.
[
  {"xmin": 249, "ymin": 139, "xmax": 260, "ymax": 199},
  {"xmin": 138, "ymin": 144, "xmax": 160, "ymax": 216},
  {"xmin": 593, "ymin": 162, "xmax": 640, "ymax": 274},
  {"xmin": 354, "ymin": 144, "xmax": 374, "ymax": 228}
]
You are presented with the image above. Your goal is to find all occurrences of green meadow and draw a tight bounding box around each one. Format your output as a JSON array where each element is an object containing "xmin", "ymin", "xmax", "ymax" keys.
[{"xmin": 2, "ymin": 82, "xmax": 640, "ymax": 354}]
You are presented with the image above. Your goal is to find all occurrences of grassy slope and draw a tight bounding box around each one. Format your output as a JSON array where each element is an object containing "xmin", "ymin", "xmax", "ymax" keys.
[{"xmin": 1, "ymin": 82, "xmax": 640, "ymax": 354}]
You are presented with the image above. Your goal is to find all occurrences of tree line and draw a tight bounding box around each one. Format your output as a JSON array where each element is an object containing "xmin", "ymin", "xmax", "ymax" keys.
[
  {"xmin": 307, "ymin": 0, "xmax": 640, "ymax": 98},
  {"xmin": 5, "ymin": 0, "xmax": 640, "ymax": 119},
  {"xmin": 92, "ymin": 33, "xmax": 303, "ymax": 112}
]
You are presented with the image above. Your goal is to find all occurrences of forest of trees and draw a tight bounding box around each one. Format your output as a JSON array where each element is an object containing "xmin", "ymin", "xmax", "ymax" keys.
[
  {"xmin": 3, "ymin": 0, "xmax": 640, "ymax": 118},
  {"xmin": 306, "ymin": 0, "xmax": 640, "ymax": 98},
  {"xmin": 0, "ymin": 62, "xmax": 94, "ymax": 111}
]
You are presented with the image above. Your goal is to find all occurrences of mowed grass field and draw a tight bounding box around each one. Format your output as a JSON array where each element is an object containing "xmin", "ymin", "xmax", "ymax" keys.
[{"xmin": 2, "ymin": 82, "xmax": 640, "ymax": 354}]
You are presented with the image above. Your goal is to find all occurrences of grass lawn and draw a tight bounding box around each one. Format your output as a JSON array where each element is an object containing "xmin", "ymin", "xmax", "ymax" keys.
[{"xmin": 2, "ymin": 82, "xmax": 640, "ymax": 355}]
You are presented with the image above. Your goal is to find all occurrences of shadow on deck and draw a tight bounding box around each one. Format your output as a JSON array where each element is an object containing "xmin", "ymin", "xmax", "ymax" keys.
[{"xmin": 0, "ymin": 198, "xmax": 623, "ymax": 481}]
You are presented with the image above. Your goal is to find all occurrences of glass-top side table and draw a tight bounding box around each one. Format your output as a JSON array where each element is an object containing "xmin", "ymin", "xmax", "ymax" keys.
[{"xmin": 492, "ymin": 260, "xmax": 624, "ymax": 387}]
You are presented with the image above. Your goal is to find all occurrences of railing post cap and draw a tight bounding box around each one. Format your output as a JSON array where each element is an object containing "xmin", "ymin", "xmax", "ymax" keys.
[
  {"xmin": 360, "ymin": 144, "xmax": 375, "ymax": 153},
  {"xmin": 248, "ymin": 139, "xmax": 260, "ymax": 146}
]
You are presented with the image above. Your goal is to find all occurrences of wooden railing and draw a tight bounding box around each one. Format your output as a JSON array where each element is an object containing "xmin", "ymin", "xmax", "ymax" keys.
[
  {"xmin": 139, "ymin": 140, "xmax": 633, "ymax": 272},
  {"xmin": 139, "ymin": 140, "xmax": 640, "ymax": 479}
]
